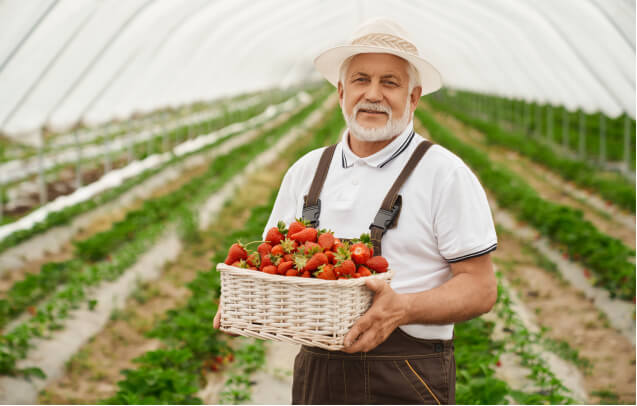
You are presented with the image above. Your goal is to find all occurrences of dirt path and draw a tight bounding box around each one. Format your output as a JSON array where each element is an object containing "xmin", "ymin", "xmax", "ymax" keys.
[
  {"xmin": 37, "ymin": 126, "xmax": 316, "ymax": 404},
  {"xmin": 425, "ymin": 105, "xmax": 635, "ymax": 250},
  {"xmin": 492, "ymin": 227, "xmax": 636, "ymax": 404}
]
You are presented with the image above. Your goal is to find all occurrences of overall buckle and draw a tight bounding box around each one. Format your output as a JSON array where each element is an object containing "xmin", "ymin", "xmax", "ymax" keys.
[
  {"xmin": 302, "ymin": 199, "xmax": 321, "ymax": 228},
  {"xmin": 369, "ymin": 195, "xmax": 402, "ymax": 236}
]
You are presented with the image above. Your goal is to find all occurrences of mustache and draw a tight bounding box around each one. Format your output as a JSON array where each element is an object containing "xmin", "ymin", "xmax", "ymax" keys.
[{"xmin": 354, "ymin": 102, "xmax": 391, "ymax": 115}]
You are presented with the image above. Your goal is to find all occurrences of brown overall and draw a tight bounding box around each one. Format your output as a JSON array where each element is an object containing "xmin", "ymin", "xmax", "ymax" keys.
[{"xmin": 293, "ymin": 140, "xmax": 456, "ymax": 404}]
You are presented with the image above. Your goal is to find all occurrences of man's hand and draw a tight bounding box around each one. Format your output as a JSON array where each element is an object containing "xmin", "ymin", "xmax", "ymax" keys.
[
  {"xmin": 213, "ymin": 304, "xmax": 238, "ymax": 336},
  {"xmin": 342, "ymin": 278, "xmax": 409, "ymax": 353}
]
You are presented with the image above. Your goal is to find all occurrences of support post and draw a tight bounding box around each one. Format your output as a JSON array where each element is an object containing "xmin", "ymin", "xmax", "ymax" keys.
[
  {"xmin": 37, "ymin": 130, "xmax": 47, "ymax": 204},
  {"xmin": 579, "ymin": 110, "xmax": 586, "ymax": 158},
  {"xmin": 599, "ymin": 114, "xmax": 606, "ymax": 165}
]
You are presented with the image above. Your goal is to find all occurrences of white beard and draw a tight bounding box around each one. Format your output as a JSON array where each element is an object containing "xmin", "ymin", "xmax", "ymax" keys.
[{"xmin": 343, "ymin": 94, "xmax": 412, "ymax": 142}]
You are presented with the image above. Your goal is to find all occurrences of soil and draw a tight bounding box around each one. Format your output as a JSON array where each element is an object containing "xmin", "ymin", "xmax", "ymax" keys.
[
  {"xmin": 38, "ymin": 133, "xmax": 301, "ymax": 404},
  {"xmin": 493, "ymin": 228, "xmax": 636, "ymax": 404},
  {"xmin": 424, "ymin": 105, "xmax": 636, "ymax": 250}
]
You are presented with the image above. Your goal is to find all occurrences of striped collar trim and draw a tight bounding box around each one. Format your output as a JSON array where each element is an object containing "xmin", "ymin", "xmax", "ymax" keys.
[{"xmin": 341, "ymin": 124, "xmax": 416, "ymax": 169}]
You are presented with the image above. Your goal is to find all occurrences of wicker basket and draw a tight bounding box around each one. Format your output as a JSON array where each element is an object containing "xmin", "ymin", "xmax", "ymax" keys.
[{"xmin": 217, "ymin": 263, "xmax": 394, "ymax": 350}]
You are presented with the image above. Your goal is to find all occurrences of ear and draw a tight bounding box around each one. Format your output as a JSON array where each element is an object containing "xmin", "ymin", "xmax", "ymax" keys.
[
  {"xmin": 337, "ymin": 81, "xmax": 344, "ymax": 107},
  {"xmin": 409, "ymin": 86, "xmax": 422, "ymax": 113}
]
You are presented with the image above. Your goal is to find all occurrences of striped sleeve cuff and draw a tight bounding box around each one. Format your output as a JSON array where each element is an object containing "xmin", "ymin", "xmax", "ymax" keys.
[{"xmin": 445, "ymin": 243, "xmax": 498, "ymax": 263}]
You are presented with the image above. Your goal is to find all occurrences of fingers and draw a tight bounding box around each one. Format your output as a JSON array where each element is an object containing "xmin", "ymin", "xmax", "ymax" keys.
[
  {"xmin": 343, "ymin": 313, "xmax": 373, "ymax": 349},
  {"xmin": 343, "ymin": 328, "xmax": 380, "ymax": 353},
  {"xmin": 365, "ymin": 277, "xmax": 386, "ymax": 293}
]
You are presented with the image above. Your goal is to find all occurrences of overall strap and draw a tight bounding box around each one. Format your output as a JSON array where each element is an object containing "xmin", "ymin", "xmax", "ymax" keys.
[
  {"xmin": 302, "ymin": 144, "xmax": 337, "ymax": 228},
  {"xmin": 370, "ymin": 140, "xmax": 434, "ymax": 256}
]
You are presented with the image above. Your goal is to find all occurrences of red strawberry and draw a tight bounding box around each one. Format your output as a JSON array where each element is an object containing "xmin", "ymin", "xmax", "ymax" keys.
[
  {"xmin": 246, "ymin": 252, "xmax": 260, "ymax": 268},
  {"xmin": 496, "ymin": 360, "xmax": 502, "ymax": 367},
  {"xmin": 315, "ymin": 264, "xmax": 336, "ymax": 280},
  {"xmin": 286, "ymin": 268, "xmax": 299, "ymax": 277},
  {"xmin": 352, "ymin": 272, "xmax": 361, "ymax": 278},
  {"xmin": 257, "ymin": 243, "xmax": 272, "ymax": 257},
  {"xmin": 224, "ymin": 243, "xmax": 247, "ymax": 265},
  {"xmin": 358, "ymin": 266, "xmax": 372, "ymax": 277},
  {"xmin": 263, "ymin": 265, "xmax": 277, "ymax": 274},
  {"xmin": 304, "ymin": 241, "xmax": 323, "ymax": 252},
  {"xmin": 365, "ymin": 256, "xmax": 388, "ymax": 273},
  {"xmin": 583, "ymin": 269, "xmax": 591, "ymax": 279},
  {"xmin": 283, "ymin": 253, "xmax": 294, "ymax": 262},
  {"xmin": 291, "ymin": 228, "xmax": 318, "ymax": 244},
  {"xmin": 259, "ymin": 254, "xmax": 272, "ymax": 271},
  {"xmin": 350, "ymin": 242, "xmax": 371, "ymax": 265},
  {"xmin": 281, "ymin": 238, "xmax": 298, "ymax": 254},
  {"xmin": 335, "ymin": 259, "xmax": 356, "ymax": 276},
  {"xmin": 277, "ymin": 260, "xmax": 294, "ymax": 275},
  {"xmin": 301, "ymin": 270, "xmax": 311, "ymax": 278},
  {"xmin": 325, "ymin": 250, "xmax": 336, "ymax": 264},
  {"xmin": 318, "ymin": 232, "xmax": 335, "ymax": 250},
  {"xmin": 305, "ymin": 253, "xmax": 328, "ymax": 272},
  {"xmin": 248, "ymin": 266, "xmax": 257, "ymax": 270},
  {"xmin": 271, "ymin": 244, "xmax": 284, "ymax": 256},
  {"xmin": 265, "ymin": 221, "xmax": 287, "ymax": 245},
  {"xmin": 288, "ymin": 219, "xmax": 308, "ymax": 237}
]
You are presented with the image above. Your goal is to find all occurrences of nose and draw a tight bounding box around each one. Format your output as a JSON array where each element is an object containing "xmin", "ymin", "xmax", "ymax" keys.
[{"xmin": 364, "ymin": 80, "xmax": 383, "ymax": 103}]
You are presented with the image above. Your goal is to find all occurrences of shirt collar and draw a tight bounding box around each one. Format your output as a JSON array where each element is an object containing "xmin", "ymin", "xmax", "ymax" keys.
[{"xmin": 340, "ymin": 121, "xmax": 416, "ymax": 169}]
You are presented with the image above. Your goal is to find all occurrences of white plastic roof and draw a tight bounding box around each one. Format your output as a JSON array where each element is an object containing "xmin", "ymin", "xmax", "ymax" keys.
[{"xmin": 0, "ymin": 0, "xmax": 634, "ymax": 138}]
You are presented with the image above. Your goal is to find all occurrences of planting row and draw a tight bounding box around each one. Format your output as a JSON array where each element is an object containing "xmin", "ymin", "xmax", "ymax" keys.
[
  {"xmin": 436, "ymin": 89, "xmax": 635, "ymax": 167},
  {"xmin": 428, "ymin": 98, "xmax": 635, "ymax": 213},
  {"xmin": 103, "ymin": 100, "xmax": 345, "ymax": 404},
  {"xmin": 0, "ymin": 90, "xmax": 330, "ymax": 379},
  {"xmin": 415, "ymin": 109, "xmax": 635, "ymax": 300},
  {"xmin": 0, "ymin": 90, "xmax": 312, "ymax": 254}
]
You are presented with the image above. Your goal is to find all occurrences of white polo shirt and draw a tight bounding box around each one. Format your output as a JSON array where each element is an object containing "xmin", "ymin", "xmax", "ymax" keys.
[{"xmin": 262, "ymin": 121, "xmax": 497, "ymax": 340}]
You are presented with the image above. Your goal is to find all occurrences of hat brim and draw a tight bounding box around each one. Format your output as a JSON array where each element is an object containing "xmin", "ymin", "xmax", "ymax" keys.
[{"xmin": 313, "ymin": 45, "xmax": 442, "ymax": 96}]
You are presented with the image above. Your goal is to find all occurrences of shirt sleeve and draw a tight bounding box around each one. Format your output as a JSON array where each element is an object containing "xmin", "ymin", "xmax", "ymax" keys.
[
  {"xmin": 262, "ymin": 166, "xmax": 300, "ymax": 240},
  {"xmin": 432, "ymin": 165, "xmax": 497, "ymax": 262}
]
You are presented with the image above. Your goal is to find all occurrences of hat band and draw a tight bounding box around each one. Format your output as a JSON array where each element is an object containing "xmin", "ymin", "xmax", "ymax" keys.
[{"xmin": 351, "ymin": 33, "xmax": 418, "ymax": 55}]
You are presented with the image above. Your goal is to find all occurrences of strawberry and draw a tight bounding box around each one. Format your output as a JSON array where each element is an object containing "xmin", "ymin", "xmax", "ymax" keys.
[
  {"xmin": 325, "ymin": 250, "xmax": 336, "ymax": 264},
  {"xmin": 288, "ymin": 219, "xmax": 308, "ymax": 237},
  {"xmin": 314, "ymin": 264, "xmax": 337, "ymax": 280},
  {"xmin": 286, "ymin": 268, "xmax": 299, "ymax": 277},
  {"xmin": 358, "ymin": 266, "xmax": 372, "ymax": 277},
  {"xmin": 305, "ymin": 253, "xmax": 328, "ymax": 272},
  {"xmin": 281, "ymin": 238, "xmax": 298, "ymax": 254},
  {"xmin": 304, "ymin": 241, "xmax": 323, "ymax": 252},
  {"xmin": 231, "ymin": 259, "xmax": 248, "ymax": 269},
  {"xmin": 277, "ymin": 260, "xmax": 294, "ymax": 275},
  {"xmin": 291, "ymin": 228, "xmax": 318, "ymax": 244},
  {"xmin": 301, "ymin": 270, "xmax": 311, "ymax": 278},
  {"xmin": 365, "ymin": 256, "xmax": 388, "ymax": 273},
  {"xmin": 293, "ymin": 251, "xmax": 310, "ymax": 272},
  {"xmin": 248, "ymin": 266, "xmax": 257, "ymax": 270},
  {"xmin": 257, "ymin": 243, "xmax": 272, "ymax": 257},
  {"xmin": 335, "ymin": 259, "xmax": 356, "ymax": 276},
  {"xmin": 350, "ymin": 242, "xmax": 371, "ymax": 265},
  {"xmin": 283, "ymin": 253, "xmax": 294, "ymax": 262},
  {"xmin": 318, "ymin": 231, "xmax": 335, "ymax": 250},
  {"xmin": 271, "ymin": 244, "xmax": 284, "ymax": 256},
  {"xmin": 224, "ymin": 243, "xmax": 247, "ymax": 265},
  {"xmin": 352, "ymin": 272, "xmax": 361, "ymax": 278},
  {"xmin": 246, "ymin": 252, "xmax": 260, "ymax": 268},
  {"xmin": 265, "ymin": 221, "xmax": 287, "ymax": 245},
  {"xmin": 263, "ymin": 265, "xmax": 277, "ymax": 274}
]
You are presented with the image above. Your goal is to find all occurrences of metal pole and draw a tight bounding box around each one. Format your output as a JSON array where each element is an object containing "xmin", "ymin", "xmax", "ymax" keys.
[
  {"xmin": 579, "ymin": 110, "xmax": 586, "ymax": 158},
  {"xmin": 74, "ymin": 130, "xmax": 82, "ymax": 189},
  {"xmin": 37, "ymin": 131, "xmax": 47, "ymax": 204},
  {"xmin": 624, "ymin": 115, "xmax": 632, "ymax": 172},
  {"xmin": 599, "ymin": 114, "xmax": 606, "ymax": 165},
  {"xmin": 103, "ymin": 130, "xmax": 111, "ymax": 173},
  {"xmin": 547, "ymin": 106, "xmax": 553, "ymax": 143},
  {"xmin": 562, "ymin": 108, "xmax": 569, "ymax": 149}
]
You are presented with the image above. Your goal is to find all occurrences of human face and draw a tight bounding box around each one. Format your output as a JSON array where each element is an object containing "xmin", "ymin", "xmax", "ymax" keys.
[{"xmin": 338, "ymin": 53, "xmax": 420, "ymax": 139}]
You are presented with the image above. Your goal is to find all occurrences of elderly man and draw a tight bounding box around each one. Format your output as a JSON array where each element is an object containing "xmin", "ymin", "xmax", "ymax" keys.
[{"xmin": 216, "ymin": 18, "xmax": 497, "ymax": 404}]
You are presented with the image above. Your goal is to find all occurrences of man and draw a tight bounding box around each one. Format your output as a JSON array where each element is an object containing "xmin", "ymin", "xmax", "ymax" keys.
[{"xmin": 215, "ymin": 18, "xmax": 497, "ymax": 404}]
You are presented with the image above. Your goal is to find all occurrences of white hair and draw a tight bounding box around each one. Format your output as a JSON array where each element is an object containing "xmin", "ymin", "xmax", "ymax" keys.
[{"xmin": 338, "ymin": 55, "xmax": 421, "ymax": 93}]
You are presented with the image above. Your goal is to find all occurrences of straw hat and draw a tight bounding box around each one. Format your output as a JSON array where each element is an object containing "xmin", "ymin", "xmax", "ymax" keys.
[{"xmin": 314, "ymin": 18, "xmax": 442, "ymax": 96}]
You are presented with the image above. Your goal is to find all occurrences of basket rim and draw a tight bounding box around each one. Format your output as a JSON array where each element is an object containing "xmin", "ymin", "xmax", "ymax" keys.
[{"xmin": 216, "ymin": 262, "xmax": 393, "ymax": 286}]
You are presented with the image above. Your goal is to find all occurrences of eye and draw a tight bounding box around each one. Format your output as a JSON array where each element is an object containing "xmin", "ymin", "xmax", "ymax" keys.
[
  {"xmin": 383, "ymin": 80, "xmax": 398, "ymax": 86},
  {"xmin": 353, "ymin": 77, "xmax": 368, "ymax": 83}
]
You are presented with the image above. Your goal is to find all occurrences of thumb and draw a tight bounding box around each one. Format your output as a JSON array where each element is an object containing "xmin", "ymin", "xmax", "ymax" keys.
[{"xmin": 365, "ymin": 277, "xmax": 386, "ymax": 293}]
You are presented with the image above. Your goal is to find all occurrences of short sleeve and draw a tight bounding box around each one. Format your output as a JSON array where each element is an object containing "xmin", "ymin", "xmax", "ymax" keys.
[{"xmin": 432, "ymin": 165, "xmax": 497, "ymax": 262}]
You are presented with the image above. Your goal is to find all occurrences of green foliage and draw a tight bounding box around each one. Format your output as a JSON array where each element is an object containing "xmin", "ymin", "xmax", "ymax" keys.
[
  {"xmin": 428, "ymin": 96, "xmax": 635, "ymax": 213},
  {"xmin": 416, "ymin": 108, "xmax": 636, "ymax": 300}
]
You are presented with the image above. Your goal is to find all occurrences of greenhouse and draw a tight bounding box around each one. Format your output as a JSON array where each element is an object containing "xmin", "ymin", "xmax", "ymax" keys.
[{"xmin": 0, "ymin": 0, "xmax": 634, "ymax": 404}]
